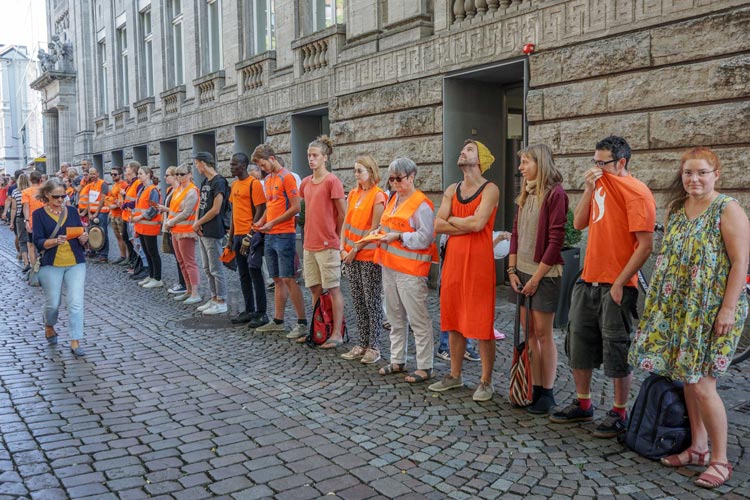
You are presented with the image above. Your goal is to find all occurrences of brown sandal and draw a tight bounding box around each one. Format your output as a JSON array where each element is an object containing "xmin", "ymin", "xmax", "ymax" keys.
[
  {"xmin": 660, "ymin": 447, "xmax": 710, "ymax": 467},
  {"xmin": 695, "ymin": 461, "xmax": 732, "ymax": 489}
]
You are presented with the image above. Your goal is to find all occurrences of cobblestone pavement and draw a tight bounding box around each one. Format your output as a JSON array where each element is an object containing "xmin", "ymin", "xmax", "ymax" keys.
[{"xmin": 1, "ymin": 227, "xmax": 748, "ymax": 500}]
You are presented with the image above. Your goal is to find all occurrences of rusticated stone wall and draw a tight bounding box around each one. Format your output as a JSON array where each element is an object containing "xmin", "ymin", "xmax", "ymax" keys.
[{"xmin": 527, "ymin": 7, "xmax": 750, "ymax": 216}]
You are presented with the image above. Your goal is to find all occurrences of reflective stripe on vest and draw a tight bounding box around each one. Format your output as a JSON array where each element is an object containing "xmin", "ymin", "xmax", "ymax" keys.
[
  {"xmin": 375, "ymin": 190, "xmax": 437, "ymax": 277},
  {"xmin": 122, "ymin": 179, "xmax": 141, "ymax": 220},
  {"xmin": 86, "ymin": 179, "xmax": 109, "ymax": 212},
  {"xmin": 342, "ymin": 186, "xmax": 383, "ymax": 261},
  {"xmin": 133, "ymin": 184, "xmax": 162, "ymax": 236},
  {"xmin": 168, "ymin": 183, "xmax": 199, "ymax": 233}
]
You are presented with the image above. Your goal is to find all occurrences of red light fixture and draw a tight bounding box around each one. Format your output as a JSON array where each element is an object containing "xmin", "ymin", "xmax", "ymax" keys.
[{"xmin": 522, "ymin": 43, "xmax": 536, "ymax": 54}]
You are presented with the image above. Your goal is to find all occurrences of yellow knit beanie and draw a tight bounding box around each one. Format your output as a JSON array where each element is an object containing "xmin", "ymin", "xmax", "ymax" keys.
[{"xmin": 472, "ymin": 140, "xmax": 495, "ymax": 173}]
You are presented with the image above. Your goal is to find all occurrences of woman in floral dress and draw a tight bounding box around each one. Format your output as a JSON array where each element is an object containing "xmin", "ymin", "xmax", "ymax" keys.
[{"xmin": 629, "ymin": 147, "xmax": 749, "ymax": 489}]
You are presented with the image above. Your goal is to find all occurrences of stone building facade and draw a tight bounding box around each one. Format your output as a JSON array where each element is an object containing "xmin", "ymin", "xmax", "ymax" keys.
[{"xmin": 33, "ymin": 0, "xmax": 750, "ymax": 229}]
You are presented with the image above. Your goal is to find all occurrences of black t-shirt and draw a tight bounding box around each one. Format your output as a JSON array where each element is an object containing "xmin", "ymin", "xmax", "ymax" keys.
[{"xmin": 198, "ymin": 174, "xmax": 229, "ymax": 239}]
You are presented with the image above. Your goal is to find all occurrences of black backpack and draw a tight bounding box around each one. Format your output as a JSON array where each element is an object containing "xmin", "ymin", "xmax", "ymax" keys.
[{"xmin": 621, "ymin": 374, "xmax": 691, "ymax": 460}]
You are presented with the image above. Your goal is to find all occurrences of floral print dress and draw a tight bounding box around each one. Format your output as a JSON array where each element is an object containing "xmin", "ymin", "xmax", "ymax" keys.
[{"xmin": 629, "ymin": 194, "xmax": 748, "ymax": 383}]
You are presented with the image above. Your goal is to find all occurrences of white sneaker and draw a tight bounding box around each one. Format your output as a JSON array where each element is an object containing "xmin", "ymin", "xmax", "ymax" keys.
[
  {"xmin": 183, "ymin": 295, "xmax": 202, "ymax": 305},
  {"xmin": 202, "ymin": 302, "xmax": 228, "ymax": 315},
  {"xmin": 174, "ymin": 292, "xmax": 190, "ymax": 301},
  {"xmin": 143, "ymin": 280, "xmax": 164, "ymax": 289},
  {"xmin": 285, "ymin": 323, "xmax": 307, "ymax": 339},
  {"xmin": 197, "ymin": 300, "xmax": 216, "ymax": 312},
  {"xmin": 256, "ymin": 321, "xmax": 286, "ymax": 333},
  {"xmin": 138, "ymin": 277, "xmax": 152, "ymax": 285}
]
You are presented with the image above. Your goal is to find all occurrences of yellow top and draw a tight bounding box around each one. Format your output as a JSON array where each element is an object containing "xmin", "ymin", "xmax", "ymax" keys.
[{"xmin": 47, "ymin": 210, "xmax": 76, "ymax": 267}]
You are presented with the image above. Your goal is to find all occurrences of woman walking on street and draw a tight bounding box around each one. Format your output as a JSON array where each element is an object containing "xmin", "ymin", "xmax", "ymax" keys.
[
  {"xmin": 508, "ymin": 144, "xmax": 568, "ymax": 414},
  {"xmin": 131, "ymin": 166, "xmax": 163, "ymax": 289},
  {"xmin": 165, "ymin": 165, "xmax": 202, "ymax": 304},
  {"xmin": 629, "ymin": 147, "xmax": 749, "ymax": 489},
  {"xmin": 340, "ymin": 155, "xmax": 386, "ymax": 365},
  {"xmin": 32, "ymin": 179, "xmax": 89, "ymax": 356}
]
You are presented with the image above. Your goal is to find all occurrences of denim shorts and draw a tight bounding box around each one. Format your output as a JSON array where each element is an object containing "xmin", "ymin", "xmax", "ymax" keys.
[{"xmin": 264, "ymin": 233, "xmax": 297, "ymax": 278}]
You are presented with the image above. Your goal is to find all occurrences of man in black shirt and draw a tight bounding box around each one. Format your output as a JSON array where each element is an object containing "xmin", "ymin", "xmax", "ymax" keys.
[{"xmin": 192, "ymin": 152, "xmax": 229, "ymax": 315}]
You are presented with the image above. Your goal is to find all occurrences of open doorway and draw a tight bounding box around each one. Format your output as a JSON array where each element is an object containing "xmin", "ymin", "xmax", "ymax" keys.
[
  {"xmin": 443, "ymin": 58, "xmax": 526, "ymax": 283},
  {"xmin": 192, "ymin": 131, "xmax": 216, "ymax": 184},
  {"xmin": 235, "ymin": 122, "xmax": 265, "ymax": 157},
  {"xmin": 291, "ymin": 107, "xmax": 329, "ymax": 179},
  {"xmin": 160, "ymin": 140, "xmax": 178, "ymax": 196},
  {"xmin": 111, "ymin": 150, "xmax": 124, "ymax": 170},
  {"xmin": 93, "ymin": 154, "xmax": 104, "ymax": 176}
]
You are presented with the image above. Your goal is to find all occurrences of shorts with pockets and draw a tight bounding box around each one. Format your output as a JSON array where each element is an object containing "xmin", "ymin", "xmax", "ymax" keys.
[
  {"xmin": 566, "ymin": 281, "xmax": 638, "ymax": 378},
  {"xmin": 303, "ymin": 248, "xmax": 341, "ymax": 289},
  {"xmin": 264, "ymin": 232, "xmax": 297, "ymax": 278}
]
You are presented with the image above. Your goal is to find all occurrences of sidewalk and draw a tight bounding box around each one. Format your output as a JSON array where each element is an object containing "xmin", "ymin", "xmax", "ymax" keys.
[{"xmin": 0, "ymin": 227, "xmax": 748, "ymax": 499}]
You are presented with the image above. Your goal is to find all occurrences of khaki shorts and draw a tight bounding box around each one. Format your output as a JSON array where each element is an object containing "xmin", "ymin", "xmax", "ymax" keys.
[
  {"xmin": 303, "ymin": 248, "xmax": 341, "ymax": 289},
  {"xmin": 110, "ymin": 216, "xmax": 124, "ymax": 235},
  {"xmin": 566, "ymin": 281, "xmax": 638, "ymax": 378}
]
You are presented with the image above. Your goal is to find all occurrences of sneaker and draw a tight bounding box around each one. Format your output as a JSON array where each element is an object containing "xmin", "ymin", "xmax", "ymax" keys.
[
  {"xmin": 360, "ymin": 349, "xmax": 381, "ymax": 364},
  {"xmin": 549, "ymin": 399, "xmax": 594, "ymax": 424},
  {"xmin": 341, "ymin": 346, "xmax": 365, "ymax": 360},
  {"xmin": 428, "ymin": 374, "xmax": 464, "ymax": 392},
  {"xmin": 256, "ymin": 321, "xmax": 287, "ymax": 333},
  {"xmin": 21, "ymin": 264, "xmax": 31, "ymax": 273},
  {"xmin": 203, "ymin": 302, "xmax": 228, "ymax": 315},
  {"xmin": 137, "ymin": 276, "xmax": 152, "ymax": 285},
  {"xmin": 168, "ymin": 284, "xmax": 187, "ymax": 294},
  {"xmin": 183, "ymin": 295, "xmax": 203, "ymax": 305},
  {"xmin": 266, "ymin": 282, "xmax": 275, "ymax": 290},
  {"xmin": 592, "ymin": 410, "xmax": 627, "ymax": 438},
  {"xmin": 196, "ymin": 300, "xmax": 216, "ymax": 312},
  {"xmin": 174, "ymin": 292, "xmax": 190, "ymax": 301},
  {"xmin": 436, "ymin": 349, "xmax": 451, "ymax": 362},
  {"xmin": 143, "ymin": 280, "xmax": 164, "ymax": 289},
  {"xmin": 285, "ymin": 324, "xmax": 307, "ymax": 339},
  {"xmin": 473, "ymin": 382, "xmax": 495, "ymax": 402},
  {"xmin": 527, "ymin": 394, "xmax": 557, "ymax": 415},
  {"xmin": 248, "ymin": 314, "xmax": 270, "ymax": 329},
  {"xmin": 464, "ymin": 350, "xmax": 480, "ymax": 362},
  {"xmin": 230, "ymin": 312, "xmax": 254, "ymax": 324}
]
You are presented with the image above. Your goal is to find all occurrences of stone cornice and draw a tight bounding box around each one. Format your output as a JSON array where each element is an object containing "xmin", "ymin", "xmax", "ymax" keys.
[{"xmin": 30, "ymin": 70, "xmax": 76, "ymax": 91}]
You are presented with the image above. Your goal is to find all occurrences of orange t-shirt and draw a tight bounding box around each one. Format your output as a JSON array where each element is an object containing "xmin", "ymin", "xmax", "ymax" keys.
[
  {"xmin": 263, "ymin": 168, "xmax": 299, "ymax": 235},
  {"xmin": 229, "ymin": 176, "xmax": 266, "ymax": 234},
  {"xmin": 22, "ymin": 186, "xmax": 44, "ymax": 229},
  {"xmin": 581, "ymin": 172, "xmax": 656, "ymax": 288}
]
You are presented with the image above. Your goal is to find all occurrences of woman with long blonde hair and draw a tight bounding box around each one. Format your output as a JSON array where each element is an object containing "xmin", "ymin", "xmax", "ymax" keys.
[{"xmin": 508, "ymin": 143, "xmax": 568, "ymax": 414}]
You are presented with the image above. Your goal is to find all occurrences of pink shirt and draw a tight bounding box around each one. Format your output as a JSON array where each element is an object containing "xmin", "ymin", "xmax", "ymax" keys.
[{"xmin": 300, "ymin": 172, "xmax": 345, "ymax": 251}]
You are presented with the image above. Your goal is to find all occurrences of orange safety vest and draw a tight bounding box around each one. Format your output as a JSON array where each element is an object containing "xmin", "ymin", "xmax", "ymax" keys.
[
  {"xmin": 342, "ymin": 186, "xmax": 384, "ymax": 262},
  {"xmin": 85, "ymin": 179, "xmax": 109, "ymax": 213},
  {"xmin": 77, "ymin": 183, "xmax": 90, "ymax": 212},
  {"xmin": 109, "ymin": 180, "xmax": 127, "ymax": 218},
  {"xmin": 375, "ymin": 190, "xmax": 438, "ymax": 277},
  {"xmin": 122, "ymin": 179, "xmax": 141, "ymax": 221},
  {"xmin": 168, "ymin": 183, "xmax": 199, "ymax": 234},
  {"xmin": 133, "ymin": 184, "xmax": 162, "ymax": 236}
]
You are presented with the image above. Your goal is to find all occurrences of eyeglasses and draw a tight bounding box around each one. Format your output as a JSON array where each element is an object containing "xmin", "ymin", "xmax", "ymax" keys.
[
  {"xmin": 175, "ymin": 173, "xmax": 187, "ymax": 177},
  {"xmin": 682, "ymin": 169, "xmax": 716, "ymax": 178},
  {"xmin": 388, "ymin": 175, "xmax": 408, "ymax": 184},
  {"xmin": 591, "ymin": 159, "xmax": 617, "ymax": 168},
  {"xmin": 50, "ymin": 194, "xmax": 66, "ymax": 199}
]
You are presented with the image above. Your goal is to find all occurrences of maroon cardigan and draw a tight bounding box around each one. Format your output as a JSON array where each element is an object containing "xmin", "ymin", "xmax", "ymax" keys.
[{"xmin": 510, "ymin": 183, "xmax": 569, "ymax": 267}]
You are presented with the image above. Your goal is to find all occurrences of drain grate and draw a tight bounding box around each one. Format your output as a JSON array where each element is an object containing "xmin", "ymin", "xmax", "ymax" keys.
[{"xmin": 176, "ymin": 316, "xmax": 235, "ymax": 330}]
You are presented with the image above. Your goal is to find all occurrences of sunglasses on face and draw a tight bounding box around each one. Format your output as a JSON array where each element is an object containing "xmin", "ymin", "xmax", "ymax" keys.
[
  {"xmin": 388, "ymin": 175, "xmax": 408, "ymax": 184},
  {"xmin": 175, "ymin": 173, "xmax": 187, "ymax": 177},
  {"xmin": 50, "ymin": 194, "xmax": 66, "ymax": 199}
]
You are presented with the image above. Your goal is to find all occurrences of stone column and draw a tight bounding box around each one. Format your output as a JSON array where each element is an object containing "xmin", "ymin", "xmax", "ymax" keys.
[
  {"xmin": 56, "ymin": 104, "xmax": 76, "ymax": 165},
  {"xmin": 43, "ymin": 111, "xmax": 60, "ymax": 174}
]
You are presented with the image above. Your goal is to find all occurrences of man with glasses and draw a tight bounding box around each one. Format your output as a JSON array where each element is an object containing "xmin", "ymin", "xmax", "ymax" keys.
[
  {"xmin": 80, "ymin": 167, "xmax": 111, "ymax": 262},
  {"xmin": 550, "ymin": 135, "xmax": 656, "ymax": 438},
  {"xmin": 108, "ymin": 167, "xmax": 129, "ymax": 264}
]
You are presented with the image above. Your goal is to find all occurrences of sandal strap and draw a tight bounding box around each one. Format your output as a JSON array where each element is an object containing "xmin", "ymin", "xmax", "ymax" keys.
[{"xmin": 696, "ymin": 462, "xmax": 732, "ymax": 487}]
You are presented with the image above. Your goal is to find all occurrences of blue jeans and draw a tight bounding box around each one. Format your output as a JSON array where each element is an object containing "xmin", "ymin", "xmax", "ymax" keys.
[
  {"xmin": 438, "ymin": 330, "xmax": 477, "ymax": 353},
  {"xmin": 264, "ymin": 233, "xmax": 297, "ymax": 278},
  {"xmin": 38, "ymin": 263, "xmax": 86, "ymax": 340}
]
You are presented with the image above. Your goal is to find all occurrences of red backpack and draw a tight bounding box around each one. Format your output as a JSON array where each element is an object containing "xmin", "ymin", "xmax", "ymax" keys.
[{"xmin": 306, "ymin": 291, "xmax": 348, "ymax": 346}]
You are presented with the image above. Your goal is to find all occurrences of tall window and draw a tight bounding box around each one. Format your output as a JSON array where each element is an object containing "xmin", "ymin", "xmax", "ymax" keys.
[
  {"xmin": 117, "ymin": 26, "xmax": 129, "ymax": 107},
  {"xmin": 205, "ymin": 0, "xmax": 223, "ymax": 73},
  {"xmin": 140, "ymin": 9, "xmax": 154, "ymax": 97},
  {"xmin": 248, "ymin": 0, "xmax": 275, "ymax": 56},
  {"xmin": 308, "ymin": 0, "xmax": 343, "ymax": 34},
  {"xmin": 167, "ymin": 0, "xmax": 185, "ymax": 86},
  {"xmin": 97, "ymin": 40, "xmax": 108, "ymax": 114}
]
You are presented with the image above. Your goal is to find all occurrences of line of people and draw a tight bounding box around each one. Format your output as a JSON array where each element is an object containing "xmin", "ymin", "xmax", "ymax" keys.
[{"xmin": 19, "ymin": 133, "xmax": 748, "ymax": 490}]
